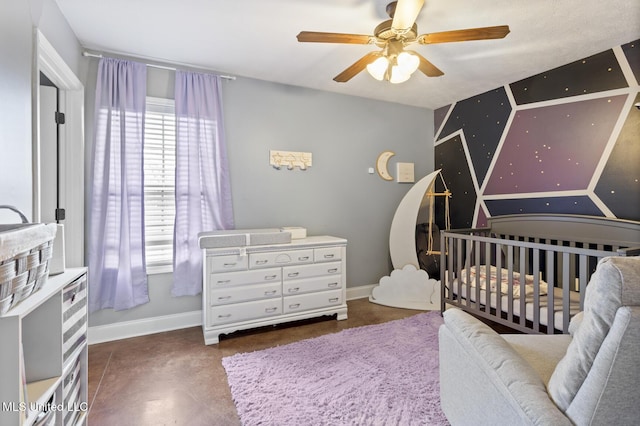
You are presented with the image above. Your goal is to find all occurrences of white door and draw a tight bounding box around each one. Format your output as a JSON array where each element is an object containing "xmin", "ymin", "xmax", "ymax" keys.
[{"xmin": 39, "ymin": 84, "xmax": 58, "ymax": 224}]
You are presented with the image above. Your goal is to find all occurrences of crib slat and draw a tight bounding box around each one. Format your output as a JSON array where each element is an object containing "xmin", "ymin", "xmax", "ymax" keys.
[
  {"xmin": 474, "ymin": 240, "xmax": 482, "ymax": 311},
  {"xmin": 546, "ymin": 251, "xmax": 556, "ymax": 334},
  {"xmin": 464, "ymin": 240, "xmax": 471, "ymax": 309},
  {"xmin": 440, "ymin": 232, "xmax": 446, "ymax": 311},
  {"xmin": 495, "ymin": 243, "xmax": 503, "ymax": 317},
  {"xmin": 507, "ymin": 244, "xmax": 513, "ymax": 322},
  {"xmin": 562, "ymin": 252, "xmax": 571, "ymax": 333},
  {"xmin": 519, "ymin": 247, "xmax": 526, "ymax": 327},
  {"xmin": 532, "ymin": 249, "xmax": 541, "ymax": 331},
  {"xmin": 579, "ymin": 254, "xmax": 588, "ymax": 312},
  {"xmin": 451, "ymin": 236, "xmax": 464, "ymax": 303}
]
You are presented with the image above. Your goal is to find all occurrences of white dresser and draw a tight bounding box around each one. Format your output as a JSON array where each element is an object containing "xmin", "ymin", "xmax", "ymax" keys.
[{"xmin": 201, "ymin": 236, "xmax": 348, "ymax": 344}]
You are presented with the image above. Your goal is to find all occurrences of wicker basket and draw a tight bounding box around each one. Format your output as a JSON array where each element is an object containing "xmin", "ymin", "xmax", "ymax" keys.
[{"xmin": 0, "ymin": 207, "xmax": 56, "ymax": 315}]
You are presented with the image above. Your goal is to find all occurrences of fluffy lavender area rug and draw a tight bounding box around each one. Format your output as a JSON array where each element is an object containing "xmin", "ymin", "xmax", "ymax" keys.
[{"xmin": 222, "ymin": 312, "xmax": 449, "ymax": 426}]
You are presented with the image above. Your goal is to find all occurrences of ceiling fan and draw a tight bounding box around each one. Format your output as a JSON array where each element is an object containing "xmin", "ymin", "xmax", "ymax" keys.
[{"xmin": 296, "ymin": 0, "xmax": 510, "ymax": 84}]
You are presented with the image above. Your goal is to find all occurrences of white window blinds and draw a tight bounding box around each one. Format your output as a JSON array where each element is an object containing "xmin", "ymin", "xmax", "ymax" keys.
[{"xmin": 144, "ymin": 97, "xmax": 176, "ymax": 273}]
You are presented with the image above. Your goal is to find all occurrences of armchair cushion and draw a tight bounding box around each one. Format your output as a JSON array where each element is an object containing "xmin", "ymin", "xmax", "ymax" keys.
[
  {"xmin": 566, "ymin": 306, "xmax": 640, "ymax": 425},
  {"xmin": 548, "ymin": 256, "xmax": 640, "ymax": 410}
]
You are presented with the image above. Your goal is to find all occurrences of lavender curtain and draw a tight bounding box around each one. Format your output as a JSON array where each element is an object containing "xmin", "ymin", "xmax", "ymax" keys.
[
  {"xmin": 173, "ymin": 71, "xmax": 234, "ymax": 296},
  {"xmin": 88, "ymin": 58, "xmax": 149, "ymax": 312}
]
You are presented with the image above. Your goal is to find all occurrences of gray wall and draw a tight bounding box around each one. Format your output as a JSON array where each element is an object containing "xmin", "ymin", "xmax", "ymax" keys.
[
  {"xmin": 0, "ymin": 0, "xmax": 83, "ymax": 223},
  {"xmin": 86, "ymin": 62, "xmax": 434, "ymax": 326},
  {"xmin": 0, "ymin": 2, "xmax": 35, "ymax": 222}
]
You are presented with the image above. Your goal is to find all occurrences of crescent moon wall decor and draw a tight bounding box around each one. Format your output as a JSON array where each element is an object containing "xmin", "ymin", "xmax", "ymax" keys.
[
  {"xmin": 389, "ymin": 169, "xmax": 441, "ymax": 269},
  {"xmin": 375, "ymin": 151, "xmax": 395, "ymax": 181},
  {"xmin": 369, "ymin": 169, "xmax": 443, "ymax": 311}
]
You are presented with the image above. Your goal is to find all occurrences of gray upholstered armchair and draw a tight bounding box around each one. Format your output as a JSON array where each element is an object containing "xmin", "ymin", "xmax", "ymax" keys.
[{"xmin": 438, "ymin": 256, "xmax": 640, "ymax": 425}]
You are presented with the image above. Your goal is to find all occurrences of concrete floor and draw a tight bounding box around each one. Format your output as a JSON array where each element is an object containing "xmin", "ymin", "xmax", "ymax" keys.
[{"xmin": 87, "ymin": 298, "xmax": 425, "ymax": 425}]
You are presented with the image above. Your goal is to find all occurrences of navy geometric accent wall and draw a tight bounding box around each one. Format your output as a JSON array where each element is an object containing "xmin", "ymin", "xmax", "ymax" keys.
[
  {"xmin": 510, "ymin": 49, "xmax": 628, "ymax": 104},
  {"xmin": 434, "ymin": 135, "xmax": 476, "ymax": 229},
  {"xmin": 594, "ymin": 91, "xmax": 640, "ymax": 219},
  {"xmin": 437, "ymin": 88, "xmax": 511, "ymax": 186},
  {"xmin": 434, "ymin": 39, "xmax": 640, "ymax": 225},
  {"xmin": 622, "ymin": 40, "xmax": 640, "ymax": 83},
  {"xmin": 485, "ymin": 196, "xmax": 603, "ymax": 216}
]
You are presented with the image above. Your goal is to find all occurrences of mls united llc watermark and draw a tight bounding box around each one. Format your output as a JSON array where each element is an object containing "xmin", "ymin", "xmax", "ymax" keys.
[{"xmin": 1, "ymin": 401, "xmax": 88, "ymax": 412}]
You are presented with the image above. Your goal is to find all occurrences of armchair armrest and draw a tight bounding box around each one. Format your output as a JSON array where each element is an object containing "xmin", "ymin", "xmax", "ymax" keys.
[{"xmin": 439, "ymin": 309, "xmax": 571, "ymax": 426}]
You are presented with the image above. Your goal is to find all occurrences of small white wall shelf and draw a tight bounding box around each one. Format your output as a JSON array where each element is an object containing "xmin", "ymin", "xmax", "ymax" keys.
[{"xmin": 270, "ymin": 150, "xmax": 312, "ymax": 170}]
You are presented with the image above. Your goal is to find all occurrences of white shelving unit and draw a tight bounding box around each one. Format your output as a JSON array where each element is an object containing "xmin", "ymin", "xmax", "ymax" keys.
[{"xmin": 0, "ymin": 268, "xmax": 88, "ymax": 426}]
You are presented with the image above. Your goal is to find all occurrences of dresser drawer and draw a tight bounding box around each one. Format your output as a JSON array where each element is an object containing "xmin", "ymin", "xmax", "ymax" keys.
[
  {"xmin": 314, "ymin": 246, "xmax": 342, "ymax": 262},
  {"xmin": 282, "ymin": 261, "xmax": 341, "ymax": 281},
  {"xmin": 208, "ymin": 254, "xmax": 248, "ymax": 272},
  {"xmin": 210, "ymin": 282, "xmax": 281, "ymax": 306},
  {"xmin": 283, "ymin": 289, "xmax": 343, "ymax": 314},
  {"xmin": 283, "ymin": 276, "xmax": 342, "ymax": 296},
  {"xmin": 249, "ymin": 249, "xmax": 314, "ymax": 269},
  {"xmin": 209, "ymin": 268, "xmax": 281, "ymax": 289},
  {"xmin": 209, "ymin": 299, "xmax": 283, "ymax": 326}
]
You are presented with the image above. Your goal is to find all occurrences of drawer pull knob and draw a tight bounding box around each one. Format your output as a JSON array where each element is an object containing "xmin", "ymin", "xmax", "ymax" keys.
[
  {"xmin": 218, "ymin": 314, "xmax": 232, "ymax": 318},
  {"xmin": 289, "ymin": 303, "xmax": 300, "ymax": 309},
  {"xmin": 298, "ymin": 256, "xmax": 310, "ymax": 261},
  {"xmin": 216, "ymin": 279, "xmax": 231, "ymax": 285},
  {"xmin": 288, "ymin": 272, "xmax": 299, "ymax": 278},
  {"xmin": 223, "ymin": 262, "xmax": 237, "ymax": 267},
  {"xmin": 265, "ymin": 307, "xmax": 278, "ymax": 313},
  {"xmin": 217, "ymin": 295, "xmax": 231, "ymax": 300},
  {"xmin": 288, "ymin": 287, "xmax": 300, "ymax": 293},
  {"xmin": 324, "ymin": 254, "xmax": 335, "ymax": 259},
  {"xmin": 265, "ymin": 275, "xmax": 277, "ymax": 280},
  {"xmin": 329, "ymin": 297, "xmax": 339, "ymax": 303},
  {"xmin": 328, "ymin": 282, "xmax": 338, "ymax": 288},
  {"xmin": 256, "ymin": 260, "xmax": 268, "ymax": 265},
  {"xmin": 264, "ymin": 290, "xmax": 277, "ymax": 296},
  {"xmin": 328, "ymin": 268, "xmax": 338, "ymax": 273}
]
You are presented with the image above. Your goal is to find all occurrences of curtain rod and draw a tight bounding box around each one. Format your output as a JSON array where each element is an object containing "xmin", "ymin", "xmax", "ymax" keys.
[{"xmin": 82, "ymin": 51, "xmax": 236, "ymax": 80}]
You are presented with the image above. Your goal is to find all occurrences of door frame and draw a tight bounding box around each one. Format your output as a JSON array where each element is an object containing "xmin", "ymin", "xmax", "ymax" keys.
[{"xmin": 33, "ymin": 30, "xmax": 85, "ymax": 267}]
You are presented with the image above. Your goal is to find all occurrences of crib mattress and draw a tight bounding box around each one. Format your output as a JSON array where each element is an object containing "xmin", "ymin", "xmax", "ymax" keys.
[{"xmin": 449, "ymin": 282, "xmax": 581, "ymax": 330}]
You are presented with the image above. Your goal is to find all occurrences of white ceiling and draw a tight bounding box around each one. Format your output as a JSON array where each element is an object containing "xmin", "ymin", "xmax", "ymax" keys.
[{"xmin": 55, "ymin": 0, "xmax": 640, "ymax": 110}]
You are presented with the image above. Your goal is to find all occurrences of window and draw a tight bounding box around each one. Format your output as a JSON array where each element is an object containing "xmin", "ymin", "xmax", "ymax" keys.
[{"xmin": 144, "ymin": 97, "xmax": 176, "ymax": 273}]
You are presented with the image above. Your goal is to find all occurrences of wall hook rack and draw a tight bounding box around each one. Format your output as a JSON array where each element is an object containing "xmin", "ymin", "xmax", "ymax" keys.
[{"xmin": 270, "ymin": 150, "xmax": 312, "ymax": 171}]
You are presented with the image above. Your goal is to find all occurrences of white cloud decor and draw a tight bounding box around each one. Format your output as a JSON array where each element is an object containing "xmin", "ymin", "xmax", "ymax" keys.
[{"xmin": 369, "ymin": 265, "xmax": 441, "ymax": 311}]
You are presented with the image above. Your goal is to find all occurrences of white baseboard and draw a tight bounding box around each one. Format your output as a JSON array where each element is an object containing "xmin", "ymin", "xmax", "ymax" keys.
[
  {"xmin": 346, "ymin": 284, "xmax": 375, "ymax": 300},
  {"xmin": 88, "ymin": 310, "xmax": 202, "ymax": 345},
  {"xmin": 88, "ymin": 284, "xmax": 376, "ymax": 345}
]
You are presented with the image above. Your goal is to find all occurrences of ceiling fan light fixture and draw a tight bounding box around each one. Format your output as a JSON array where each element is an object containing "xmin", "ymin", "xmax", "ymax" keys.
[
  {"xmin": 397, "ymin": 51, "xmax": 420, "ymax": 75},
  {"xmin": 389, "ymin": 66, "xmax": 411, "ymax": 84},
  {"xmin": 366, "ymin": 48, "xmax": 418, "ymax": 84},
  {"xmin": 366, "ymin": 56, "xmax": 389, "ymax": 81},
  {"xmin": 298, "ymin": 1, "xmax": 510, "ymax": 84}
]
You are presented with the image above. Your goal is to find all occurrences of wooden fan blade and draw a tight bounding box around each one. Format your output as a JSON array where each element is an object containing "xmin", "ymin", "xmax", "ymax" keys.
[
  {"xmin": 418, "ymin": 25, "xmax": 510, "ymax": 44},
  {"xmin": 415, "ymin": 53, "xmax": 444, "ymax": 77},
  {"xmin": 392, "ymin": 0, "xmax": 425, "ymax": 33},
  {"xmin": 333, "ymin": 52, "xmax": 380, "ymax": 83},
  {"xmin": 297, "ymin": 31, "xmax": 373, "ymax": 44}
]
